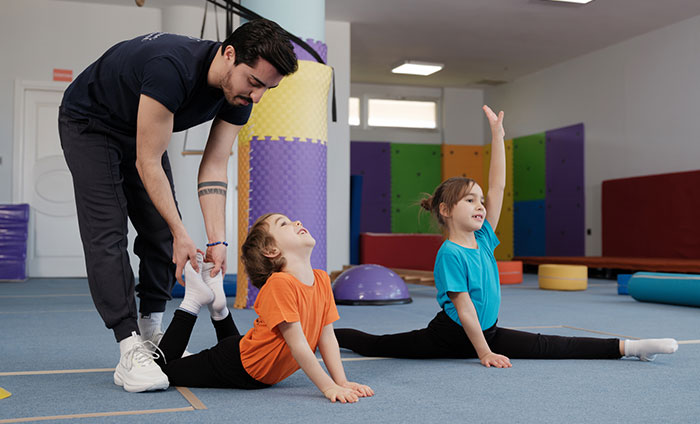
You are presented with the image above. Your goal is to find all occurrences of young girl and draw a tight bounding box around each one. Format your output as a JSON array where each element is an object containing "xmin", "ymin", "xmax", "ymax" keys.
[
  {"xmin": 335, "ymin": 106, "xmax": 678, "ymax": 366},
  {"xmin": 149, "ymin": 213, "xmax": 373, "ymax": 402}
]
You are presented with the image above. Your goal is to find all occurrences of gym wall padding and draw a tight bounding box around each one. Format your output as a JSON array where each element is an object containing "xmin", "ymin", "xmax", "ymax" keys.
[
  {"xmin": 441, "ymin": 144, "xmax": 485, "ymax": 187},
  {"xmin": 514, "ymin": 200, "xmax": 546, "ymax": 257},
  {"xmin": 513, "ymin": 133, "xmax": 546, "ymax": 202},
  {"xmin": 545, "ymin": 124, "xmax": 585, "ymax": 256},
  {"xmin": 390, "ymin": 143, "xmax": 442, "ymax": 234},
  {"xmin": 236, "ymin": 60, "xmax": 332, "ymax": 308},
  {"xmin": 350, "ymin": 141, "xmax": 392, "ymax": 233},
  {"xmin": 602, "ymin": 170, "xmax": 700, "ymax": 259}
]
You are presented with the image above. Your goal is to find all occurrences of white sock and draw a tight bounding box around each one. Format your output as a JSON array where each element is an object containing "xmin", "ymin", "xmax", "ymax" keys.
[
  {"xmin": 138, "ymin": 312, "xmax": 163, "ymax": 342},
  {"xmin": 179, "ymin": 259, "xmax": 214, "ymax": 316},
  {"xmin": 624, "ymin": 338, "xmax": 679, "ymax": 361},
  {"xmin": 201, "ymin": 260, "xmax": 228, "ymax": 320},
  {"xmin": 119, "ymin": 331, "xmax": 141, "ymax": 357}
]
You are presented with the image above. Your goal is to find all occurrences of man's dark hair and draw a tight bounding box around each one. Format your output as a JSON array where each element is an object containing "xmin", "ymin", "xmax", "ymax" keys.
[{"xmin": 222, "ymin": 19, "xmax": 298, "ymax": 76}]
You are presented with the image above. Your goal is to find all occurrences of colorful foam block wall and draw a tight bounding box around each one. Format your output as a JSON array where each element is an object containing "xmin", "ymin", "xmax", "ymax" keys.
[
  {"xmin": 350, "ymin": 122, "xmax": 584, "ymax": 264},
  {"xmin": 602, "ymin": 170, "xmax": 700, "ymax": 259},
  {"xmin": 513, "ymin": 124, "xmax": 585, "ymax": 257}
]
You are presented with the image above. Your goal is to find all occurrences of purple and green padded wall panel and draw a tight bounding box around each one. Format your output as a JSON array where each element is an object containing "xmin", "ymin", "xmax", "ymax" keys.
[
  {"xmin": 514, "ymin": 200, "xmax": 546, "ymax": 257},
  {"xmin": 545, "ymin": 124, "xmax": 585, "ymax": 256},
  {"xmin": 350, "ymin": 141, "xmax": 392, "ymax": 233},
  {"xmin": 390, "ymin": 144, "xmax": 442, "ymax": 234},
  {"xmin": 513, "ymin": 133, "xmax": 546, "ymax": 202}
]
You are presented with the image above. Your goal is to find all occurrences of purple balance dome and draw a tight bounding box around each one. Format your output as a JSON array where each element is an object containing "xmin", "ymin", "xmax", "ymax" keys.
[{"xmin": 333, "ymin": 264, "xmax": 412, "ymax": 305}]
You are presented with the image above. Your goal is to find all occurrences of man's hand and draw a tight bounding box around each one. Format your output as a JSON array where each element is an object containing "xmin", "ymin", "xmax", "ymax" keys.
[
  {"xmin": 173, "ymin": 233, "xmax": 198, "ymax": 286},
  {"xmin": 479, "ymin": 352, "xmax": 512, "ymax": 368},
  {"xmin": 204, "ymin": 243, "xmax": 227, "ymax": 276}
]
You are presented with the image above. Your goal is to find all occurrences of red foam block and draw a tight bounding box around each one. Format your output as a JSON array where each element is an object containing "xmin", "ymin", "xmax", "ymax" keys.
[{"xmin": 360, "ymin": 233, "xmax": 444, "ymax": 271}]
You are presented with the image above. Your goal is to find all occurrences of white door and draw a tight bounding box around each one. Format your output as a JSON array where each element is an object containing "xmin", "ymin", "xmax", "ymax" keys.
[{"xmin": 14, "ymin": 82, "xmax": 86, "ymax": 277}]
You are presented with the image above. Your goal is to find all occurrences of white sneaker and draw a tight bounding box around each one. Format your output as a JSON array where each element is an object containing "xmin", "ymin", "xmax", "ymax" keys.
[
  {"xmin": 114, "ymin": 332, "xmax": 169, "ymax": 393},
  {"xmin": 148, "ymin": 331, "xmax": 193, "ymax": 358}
]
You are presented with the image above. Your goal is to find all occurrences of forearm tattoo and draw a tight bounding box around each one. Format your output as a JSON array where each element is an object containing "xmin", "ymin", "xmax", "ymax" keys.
[{"xmin": 198, "ymin": 181, "xmax": 227, "ymax": 197}]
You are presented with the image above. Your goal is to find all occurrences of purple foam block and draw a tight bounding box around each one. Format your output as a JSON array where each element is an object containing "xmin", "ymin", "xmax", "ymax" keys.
[
  {"xmin": 545, "ymin": 124, "xmax": 585, "ymax": 256},
  {"xmin": 333, "ymin": 264, "xmax": 412, "ymax": 305}
]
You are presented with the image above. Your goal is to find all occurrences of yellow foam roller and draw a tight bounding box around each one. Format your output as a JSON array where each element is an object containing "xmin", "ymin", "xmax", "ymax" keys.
[{"xmin": 538, "ymin": 264, "xmax": 588, "ymax": 291}]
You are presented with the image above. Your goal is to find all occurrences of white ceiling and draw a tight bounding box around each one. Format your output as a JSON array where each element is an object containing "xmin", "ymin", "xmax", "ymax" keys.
[{"xmin": 75, "ymin": 0, "xmax": 700, "ymax": 87}]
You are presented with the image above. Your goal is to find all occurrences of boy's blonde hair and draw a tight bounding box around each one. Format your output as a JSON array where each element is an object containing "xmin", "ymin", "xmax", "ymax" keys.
[{"xmin": 240, "ymin": 213, "xmax": 287, "ymax": 289}]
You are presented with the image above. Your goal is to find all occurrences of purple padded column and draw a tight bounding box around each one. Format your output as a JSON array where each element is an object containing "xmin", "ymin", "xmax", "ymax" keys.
[
  {"xmin": 545, "ymin": 123, "xmax": 585, "ymax": 256},
  {"xmin": 350, "ymin": 141, "xmax": 391, "ymax": 233},
  {"xmin": 248, "ymin": 136, "xmax": 327, "ymax": 305}
]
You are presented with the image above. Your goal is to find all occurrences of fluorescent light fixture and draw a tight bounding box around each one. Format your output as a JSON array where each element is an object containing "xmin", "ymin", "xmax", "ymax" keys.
[
  {"xmin": 391, "ymin": 61, "xmax": 443, "ymax": 76},
  {"xmin": 546, "ymin": 0, "xmax": 594, "ymax": 4}
]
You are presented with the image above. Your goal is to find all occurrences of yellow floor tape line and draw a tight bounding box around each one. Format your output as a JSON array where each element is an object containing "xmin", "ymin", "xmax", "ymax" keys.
[{"xmin": 0, "ymin": 387, "xmax": 11, "ymax": 400}]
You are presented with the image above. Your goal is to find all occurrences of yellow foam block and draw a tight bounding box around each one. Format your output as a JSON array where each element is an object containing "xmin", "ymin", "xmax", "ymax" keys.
[
  {"xmin": 0, "ymin": 387, "xmax": 11, "ymax": 399},
  {"xmin": 238, "ymin": 60, "xmax": 332, "ymax": 144},
  {"xmin": 538, "ymin": 264, "xmax": 588, "ymax": 291}
]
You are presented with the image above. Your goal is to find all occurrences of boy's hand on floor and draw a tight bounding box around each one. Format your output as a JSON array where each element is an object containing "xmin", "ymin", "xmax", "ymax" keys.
[
  {"xmin": 323, "ymin": 385, "xmax": 359, "ymax": 403},
  {"xmin": 341, "ymin": 381, "xmax": 374, "ymax": 397}
]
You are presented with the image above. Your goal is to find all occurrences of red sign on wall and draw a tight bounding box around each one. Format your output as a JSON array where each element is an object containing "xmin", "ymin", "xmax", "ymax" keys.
[{"xmin": 53, "ymin": 68, "xmax": 73, "ymax": 82}]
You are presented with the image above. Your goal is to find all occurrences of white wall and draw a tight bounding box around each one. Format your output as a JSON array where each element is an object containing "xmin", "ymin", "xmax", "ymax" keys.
[
  {"xmin": 485, "ymin": 14, "xmax": 700, "ymax": 256},
  {"xmin": 1, "ymin": 0, "xmax": 161, "ymax": 203},
  {"xmin": 442, "ymin": 87, "xmax": 485, "ymax": 145},
  {"xmin": 349, "ymin": 83, "xmax": 485, "ymax": 145},
  {"xmin": 325, "ymin": 20, "xmax": 351, "ymax": 273},
  {"xmin": 2, "ymin": 0, "xmax": 351, "ymax": 276}
]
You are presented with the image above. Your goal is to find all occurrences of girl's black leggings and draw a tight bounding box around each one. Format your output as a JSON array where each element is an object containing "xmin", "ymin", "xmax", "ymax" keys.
[
  {"xmin": 154, "ymin": 309, "xmax": 269, "ymax": 389},
  {"xmin": 335, "ymin": 311, "xmax": 621, "ymax": 360}
]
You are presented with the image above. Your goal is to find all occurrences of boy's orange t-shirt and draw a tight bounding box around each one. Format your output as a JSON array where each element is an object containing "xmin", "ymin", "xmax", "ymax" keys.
[{"xmin": 239, "ymin": 269, "xmax": 340, "ymax": 385}]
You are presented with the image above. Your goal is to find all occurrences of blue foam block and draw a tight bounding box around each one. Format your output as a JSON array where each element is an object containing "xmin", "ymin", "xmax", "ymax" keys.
[
  {"xmin": 628, "ymin": 272, "xmax": 700, "ymax": 307},
  {"xmin": 171, "ymin": 273, "xmax": 237, "ymax": 298},
  {"xmin": 617, "ymin": 273, "xmax": 633, "ymax": 295}
]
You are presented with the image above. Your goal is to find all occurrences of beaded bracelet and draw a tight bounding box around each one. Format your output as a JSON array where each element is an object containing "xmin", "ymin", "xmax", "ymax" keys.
[{"xmin": 206, "ymin": 241, "xmax": 228, "ymax": 247}]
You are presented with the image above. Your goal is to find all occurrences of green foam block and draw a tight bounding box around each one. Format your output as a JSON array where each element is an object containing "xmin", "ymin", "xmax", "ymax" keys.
[{"xmin": 390, "ymin": 143, "xmax": 442, "ymax": 234}]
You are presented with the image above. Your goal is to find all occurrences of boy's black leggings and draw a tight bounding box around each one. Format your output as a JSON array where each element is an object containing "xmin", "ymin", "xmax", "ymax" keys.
[
  {"xmin": 335, "ymin": 311, "xmax": 621, "ymax": 360},
  {"xmin": 155, "ymin": 310, "xmax": 269, "ymax": 389}
]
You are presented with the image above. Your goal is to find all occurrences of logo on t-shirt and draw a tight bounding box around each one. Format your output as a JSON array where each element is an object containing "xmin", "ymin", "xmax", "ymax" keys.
[{"xmin": 142, "ymin": 32, "xmax": 203, "ymax": 42}]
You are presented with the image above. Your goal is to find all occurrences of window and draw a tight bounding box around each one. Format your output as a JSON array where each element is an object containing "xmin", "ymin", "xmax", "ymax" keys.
[
  {"xmin": 367, "ymin": 98, "xmax": 437, "ymax": 129},
  {"xmin": 349, "ymin": 97, "xmax": 360, "ymax": 126}
]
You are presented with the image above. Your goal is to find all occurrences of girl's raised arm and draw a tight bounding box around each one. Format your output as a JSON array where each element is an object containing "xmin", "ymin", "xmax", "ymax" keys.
[{"xmin": 483, "ymin": 105, "xmax": 506, "ymax": 231}]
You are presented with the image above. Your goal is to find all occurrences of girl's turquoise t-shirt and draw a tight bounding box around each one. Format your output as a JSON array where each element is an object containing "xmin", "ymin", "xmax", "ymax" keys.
[{"xmin": 434, "ymin": 220, "xmax": 501, "ymax": 330}]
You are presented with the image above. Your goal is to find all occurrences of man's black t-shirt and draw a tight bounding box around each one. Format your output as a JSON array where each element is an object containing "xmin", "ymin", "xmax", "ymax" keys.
[{"xmin": 61, "ymin": 32, "xmax": 252, "ymax": 135}]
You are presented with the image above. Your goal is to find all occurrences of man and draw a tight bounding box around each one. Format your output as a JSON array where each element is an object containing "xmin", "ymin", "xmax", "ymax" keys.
[{"xmin": 58, "ymin": 19, "xmax": 297, "ymax": 392}]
